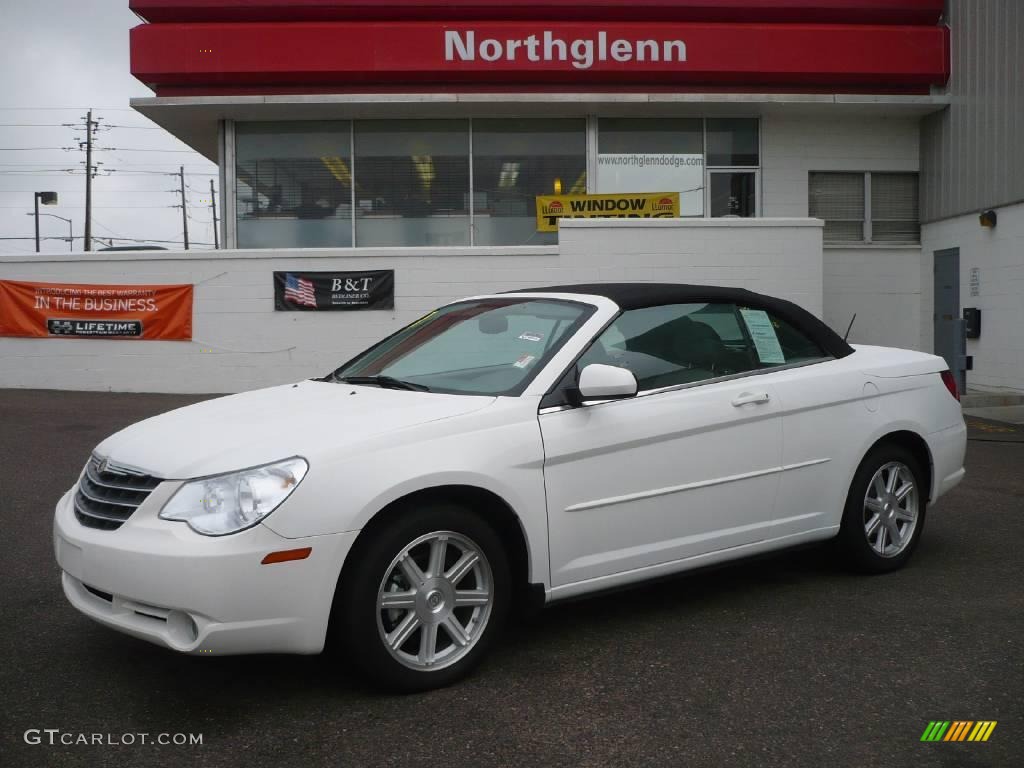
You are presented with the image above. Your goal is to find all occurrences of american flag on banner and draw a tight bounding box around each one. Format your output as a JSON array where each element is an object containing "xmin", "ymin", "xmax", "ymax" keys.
[{"xmin": 283, "ymin": 274, "xmax": 317, "ymax": 308}]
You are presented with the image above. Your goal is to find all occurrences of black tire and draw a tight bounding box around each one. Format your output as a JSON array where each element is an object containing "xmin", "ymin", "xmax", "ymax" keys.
[
  {"xmin": 329, "ymin": 502, "xmax": 510, "ymax": 692},
  {"xmin": 838, "ymin": 443, "xmax": 928, "ymax": 573}
]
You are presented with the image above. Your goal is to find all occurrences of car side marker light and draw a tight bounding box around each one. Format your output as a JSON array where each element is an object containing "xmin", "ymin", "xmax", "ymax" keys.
[{"xmin": 261, "ymin": 547, "xmax": 313, "ymax": 565}]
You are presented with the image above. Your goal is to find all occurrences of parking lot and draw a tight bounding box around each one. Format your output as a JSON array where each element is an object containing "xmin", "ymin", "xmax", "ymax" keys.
[{"xmin": 0, "ymin": 388, "xmax": 1019, "ymax": 768}]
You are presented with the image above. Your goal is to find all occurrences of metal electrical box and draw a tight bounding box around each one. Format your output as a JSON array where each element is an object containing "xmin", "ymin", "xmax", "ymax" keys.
[{"xmin": 963, "ymin": 307, "xmax": 981, "ymax": 338}]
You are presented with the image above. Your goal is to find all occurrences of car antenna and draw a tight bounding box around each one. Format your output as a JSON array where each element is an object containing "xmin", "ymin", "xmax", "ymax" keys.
[{"xmin": 843, "ymin": 313, "xmax": 857, "ymax": 342}]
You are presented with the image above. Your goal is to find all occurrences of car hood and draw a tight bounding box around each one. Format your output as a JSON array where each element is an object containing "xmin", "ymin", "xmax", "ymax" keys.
[{"xmin": 94, "ymin": 380, "xmax": 496, "ymax": 479}]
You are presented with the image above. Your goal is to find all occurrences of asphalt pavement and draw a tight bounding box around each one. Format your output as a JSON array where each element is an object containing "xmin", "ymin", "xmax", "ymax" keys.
[{"xmin": 0, "ymin": 389, "xmax": 1020, "ymax": 768}]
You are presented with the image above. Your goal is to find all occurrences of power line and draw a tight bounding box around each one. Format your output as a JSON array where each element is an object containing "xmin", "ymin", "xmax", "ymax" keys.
[
  {"xmin": 98, "ymin": 148, "xmax": 202, "ymax": 153},
  {"xmin": 0, "ymin": 235, "xmax": 216, "ymax": 246},
  {"xmin": 0, "ymin": 109, "xmax": 144, "ymax": 113}
]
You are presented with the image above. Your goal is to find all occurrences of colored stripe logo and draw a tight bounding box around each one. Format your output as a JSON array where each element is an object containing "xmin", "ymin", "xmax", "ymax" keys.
[{"xmin": 921, "ymin": 721, "xmax": 997, "ymax": 742}]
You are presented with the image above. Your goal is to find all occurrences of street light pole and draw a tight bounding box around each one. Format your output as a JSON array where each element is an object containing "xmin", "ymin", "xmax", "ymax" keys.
[
  {"xmin": 26, "ymin": 211, "xmax": 73, "ymax": 253},
  {"xmin": 32, "ymin": 192, "xmax": 58, "ymax": 253}
]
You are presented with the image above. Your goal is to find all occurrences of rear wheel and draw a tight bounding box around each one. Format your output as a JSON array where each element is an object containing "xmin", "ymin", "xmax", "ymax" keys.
[
  {"xmin": 331, "ymin": 503, "xmax": 509, "ymax": 691},
  {"xmin": 838, "ymin": 444, "xmax": 927, "ymax": 573}
]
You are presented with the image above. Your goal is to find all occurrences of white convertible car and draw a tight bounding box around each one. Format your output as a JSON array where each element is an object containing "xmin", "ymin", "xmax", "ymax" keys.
[{"xmin": 54, "ymin": 284, "xmax": 966, "ymax": 690}]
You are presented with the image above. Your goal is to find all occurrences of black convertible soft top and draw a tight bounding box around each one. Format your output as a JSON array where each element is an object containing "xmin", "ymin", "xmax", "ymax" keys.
[{"xmin": 506, "ymin": 282, "xmax": 854, "ymax": 359}]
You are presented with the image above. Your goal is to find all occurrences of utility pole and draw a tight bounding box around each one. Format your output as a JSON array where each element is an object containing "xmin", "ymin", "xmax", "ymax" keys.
[
  {"xmin": 83, "ymin": 110, "xmax": 94, "ymax": 252},
  {"xmin": 179, "ymin": 165, "xmax": 190, "ymax": 250},
  {"xmin": 209, "ymin": 178, "xmax": 219, "ymax": 249}
]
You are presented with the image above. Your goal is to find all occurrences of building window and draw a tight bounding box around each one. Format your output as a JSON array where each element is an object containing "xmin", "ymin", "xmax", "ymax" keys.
[
  {"xmin": 709, "ymin": 171, "xmax": 756, "ymax": 217},
  {"xmin": 235, "ymin": 121, "xmax": 354, "ymax": 249},
  {"xmin": 809, "ymin": 172, "xmax": 864, "ymax": 242},
  {"xmin": 871, "ymin": 173, "xmax": 920, "ymax": 243},
  {"xmin": 472, "ymin": 119, "xmax": 586, "ymax": 246},
  {"xmin": 597, "ymin": 118, "xmax": 704, "ymax": 216},
  {"xmin": 233, "ymin": 117, "xmax": 765, "ymax": 249},
  {"xmin": 706, "ymin": 119, "xmax": 759, "ymax": 167},
  {"xmin": 354, "ymin": 120, "xmax": 470, "ymax": 247},
  {"xmin": 809, "ymin": 171, "xmax": 920, "ymax": 244}
]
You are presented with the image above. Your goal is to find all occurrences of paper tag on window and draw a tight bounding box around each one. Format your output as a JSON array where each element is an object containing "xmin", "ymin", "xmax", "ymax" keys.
[
  {"xmin": 513, "ymin": 354, "xmax": 536, "ymax": 369},
  {"xmin": 518, "ymin": 332, "xmax": 544, "ymax": 342},
  {"xmin": 739, "ymin": 309, "xmax": 786, "ymax": 364}
]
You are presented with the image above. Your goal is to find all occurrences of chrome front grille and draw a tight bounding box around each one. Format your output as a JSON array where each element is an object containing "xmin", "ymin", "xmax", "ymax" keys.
[{"xmin": 74, "ymin": 456, "xmax": 162, "ymax": 531}]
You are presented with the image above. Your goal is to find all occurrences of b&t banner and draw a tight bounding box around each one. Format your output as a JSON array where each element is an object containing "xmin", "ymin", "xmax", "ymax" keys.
[{"xmin": 273, "ymin": 270, "xmax": 395, "ymax": 311}]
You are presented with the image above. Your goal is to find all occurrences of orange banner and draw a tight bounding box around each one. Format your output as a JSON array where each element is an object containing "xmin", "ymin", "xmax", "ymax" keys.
[{"xmin": 0, "ymin": 280, "xmax": 193, "ymax": 340}]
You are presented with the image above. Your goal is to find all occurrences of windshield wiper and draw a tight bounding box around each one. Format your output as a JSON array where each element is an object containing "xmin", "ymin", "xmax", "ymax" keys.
[{"xmin": 335, "ymin": 375, "xmax": 430, "ymax": 392}]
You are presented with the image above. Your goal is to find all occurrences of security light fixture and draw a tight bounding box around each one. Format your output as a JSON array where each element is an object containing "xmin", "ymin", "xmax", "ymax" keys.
[{"xmin": 979, "ymin": 209, "xmax": 997, "ymax": 228}]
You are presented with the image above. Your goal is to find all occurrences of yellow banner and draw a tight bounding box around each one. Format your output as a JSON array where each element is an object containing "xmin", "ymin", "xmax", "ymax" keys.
[{"xmin": 535, "ymin": 191, "xmax": 680, "ymax": 232}]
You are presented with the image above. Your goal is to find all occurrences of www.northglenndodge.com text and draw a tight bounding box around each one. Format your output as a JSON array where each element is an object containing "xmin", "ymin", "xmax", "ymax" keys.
[{"xmin": 444, "ymin": 31, "xmax": 687, "ymax": 70}]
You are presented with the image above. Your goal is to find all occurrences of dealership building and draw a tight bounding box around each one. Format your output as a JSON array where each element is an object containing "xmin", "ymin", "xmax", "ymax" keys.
[{"xmin": 0, "ymin": 0, "xmax": 1021, "ymax": 394}]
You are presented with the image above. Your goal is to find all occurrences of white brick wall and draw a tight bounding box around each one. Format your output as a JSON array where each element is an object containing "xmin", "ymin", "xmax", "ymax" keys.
[
  {"xmin": 0, "ymin": 219, "xmax": 823, "ymax": 393},
  {"xmin": 823, "ymin": 246, "xmax": 923, "ymax": 351},
  {"xmin": 558, "ymin": 218, "xmax": 823, "ymax": 316},
  {"xmin": 921, "ymin": 201, "xmax": 1024, "ymax": 394}
]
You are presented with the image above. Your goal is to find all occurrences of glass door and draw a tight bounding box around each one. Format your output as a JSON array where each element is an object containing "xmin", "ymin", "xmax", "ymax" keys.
[{"xmin": 708, "ymin": 170, "xmax": 758, "ymax": 217}]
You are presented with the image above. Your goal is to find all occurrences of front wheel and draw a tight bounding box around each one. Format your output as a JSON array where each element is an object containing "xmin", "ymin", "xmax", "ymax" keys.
[
  {"xmin": 838, "ymin": 444, "xmax": 927, "ymax": 573},
  {"xmin": 331, "ymin": 503, "xmax": 510, "ymax": 691}
]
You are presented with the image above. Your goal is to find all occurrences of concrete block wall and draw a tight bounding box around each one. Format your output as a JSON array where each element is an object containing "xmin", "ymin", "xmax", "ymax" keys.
[
  {"xmin": 558, "ymin": 218, "xmax": 823, "ymax": 317},
  {"xmin": 0, "ymin": 218, "xmax": 823, "ymax": 394},
  {"xmin": 822, "ymin": 246, "xmax": 923, "ymax": 352},
  {"xmin": 921, "ymin": 201, "xmax": 1024, "ymax": 394}
]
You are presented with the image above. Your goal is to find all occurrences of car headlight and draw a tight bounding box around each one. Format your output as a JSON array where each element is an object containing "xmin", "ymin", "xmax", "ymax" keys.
[{"xmin": 159, "ymin": 457, "xmax": 308, "ymax": 536}]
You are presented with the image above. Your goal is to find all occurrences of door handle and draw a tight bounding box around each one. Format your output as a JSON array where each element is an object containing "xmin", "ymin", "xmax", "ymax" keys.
[{"xmin": 731, "ymin": 391, "xmax": 770, "ymax": 407}]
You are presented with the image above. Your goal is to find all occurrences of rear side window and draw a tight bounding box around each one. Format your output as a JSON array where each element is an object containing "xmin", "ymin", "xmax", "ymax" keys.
[
  {"xmin": 575, "ymin": 301, "xmax": 827, "ymax": 392},
  {"xmin": 737, "ymin": 307, "xmax": 826, "ymax": 365}
]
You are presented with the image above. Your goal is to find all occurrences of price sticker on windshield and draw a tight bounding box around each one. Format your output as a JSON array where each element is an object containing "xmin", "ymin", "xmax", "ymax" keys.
[
  {"xmin": 513, "ymin": 354, "xmax": 536, "ymax": 369},
  {"xmin": 739, "ymin": 309, "xmax": 785, "ymax": 364}
]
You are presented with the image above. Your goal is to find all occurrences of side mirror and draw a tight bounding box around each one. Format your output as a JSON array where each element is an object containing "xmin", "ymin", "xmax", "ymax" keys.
[{"xmin": 570, "ymin": 363, "xmax": 638, "ymax": 405}]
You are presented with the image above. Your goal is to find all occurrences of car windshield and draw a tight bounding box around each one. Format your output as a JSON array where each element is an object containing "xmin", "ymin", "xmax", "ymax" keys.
[{"xmin": 329, "ymin": 298, "xmax": 593, "ymax": 396}]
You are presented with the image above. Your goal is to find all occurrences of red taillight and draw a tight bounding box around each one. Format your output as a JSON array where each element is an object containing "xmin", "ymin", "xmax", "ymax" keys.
[{"xmin": 940, "ymin": 370, "xmax": 960, "ymax": 401}]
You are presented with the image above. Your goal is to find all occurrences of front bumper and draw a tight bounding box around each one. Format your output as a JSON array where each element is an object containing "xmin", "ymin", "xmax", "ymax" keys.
[{"xmin": 53, "ymin": 487, "xmax": 358, "ymax": 655}]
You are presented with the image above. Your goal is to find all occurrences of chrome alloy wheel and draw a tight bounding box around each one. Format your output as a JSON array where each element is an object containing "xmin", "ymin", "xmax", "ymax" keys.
[
  {"xmin": 376, "ymin": 531, "xmax": 494, "ymax": 671},
  {"xmin": 863, "ymin": 461, "xmax": 919, "ymax": 558}
]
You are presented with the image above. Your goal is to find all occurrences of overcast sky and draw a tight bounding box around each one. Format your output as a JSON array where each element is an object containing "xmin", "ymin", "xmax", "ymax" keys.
[{"xmin": 0, "ymin": 0, "xmax": 218, "ymax": 255}]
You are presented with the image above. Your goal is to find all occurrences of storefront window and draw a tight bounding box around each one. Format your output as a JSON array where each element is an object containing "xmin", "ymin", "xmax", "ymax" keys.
[
  {"xmin": 597, "ymin": 119, "xmax": 704, "ymax": 216},
  {"xmin": 706, "ymin": 119, "xmax": 759, "ymax": 167},
  {"xmin": 354, "ymin": 120, "xmax": 470, "ymax": 247},
  {"xmin": 710, "ymin": 171, "xmax": 756, "ymax": 217},
  {"xmin": 472, "ymin": 119, "xmax": 586, "ymax": 246},
  {"xmin": 233, "ymin": 116, "xmax": 764, "ymax": 248},
  {"xmin": 235, "ymin": 121, "xmax": 353, "ymax": 249}
]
